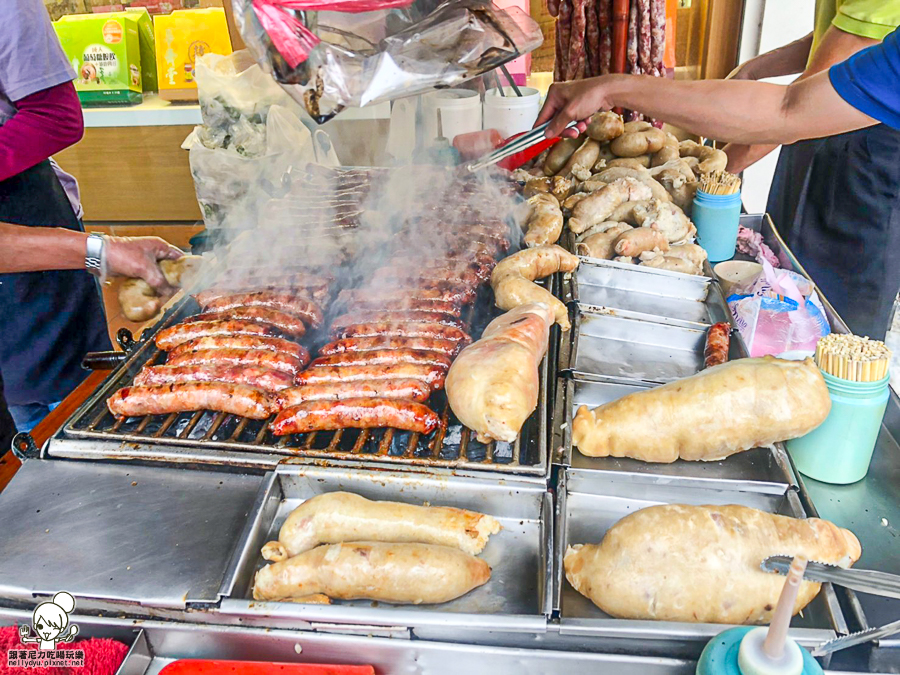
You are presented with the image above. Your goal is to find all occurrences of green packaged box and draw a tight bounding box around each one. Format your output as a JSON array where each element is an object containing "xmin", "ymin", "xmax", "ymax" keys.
[
  {"xmin": 54, "ymin": 13, "xmax": 143, "ymax": 105},
  {"xmin": 105, "ymin": 8, "xmax": 157, "ymax": 92}
]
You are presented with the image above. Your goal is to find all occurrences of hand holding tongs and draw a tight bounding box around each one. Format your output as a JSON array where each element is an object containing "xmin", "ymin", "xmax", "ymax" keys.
[
  {"xmin": 762, "ymin": 555, "xmax": 900, "ymax": 656},
  {"xmin": 465, "ymin": 120, "xmax": 577, "ymax": 173}
]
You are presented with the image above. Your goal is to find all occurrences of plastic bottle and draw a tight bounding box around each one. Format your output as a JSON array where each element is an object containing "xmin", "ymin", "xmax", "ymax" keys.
[{"xmin": 693, "ymin": 189, "xmax": 742, "ymax": 263}]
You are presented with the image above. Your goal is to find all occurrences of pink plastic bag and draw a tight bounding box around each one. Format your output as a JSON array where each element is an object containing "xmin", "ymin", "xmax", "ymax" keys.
[{"xmin": 728, "ymin": 260, "xmax": 831, "ymax": 357}]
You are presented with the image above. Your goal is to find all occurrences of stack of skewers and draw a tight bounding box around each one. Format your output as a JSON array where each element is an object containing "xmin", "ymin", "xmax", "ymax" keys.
[{"xmin": 815, "ymin": 333, "xmax": 891, "ymax": 382}]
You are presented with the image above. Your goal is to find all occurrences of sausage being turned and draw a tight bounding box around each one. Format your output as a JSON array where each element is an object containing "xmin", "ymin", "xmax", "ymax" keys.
[
  {"xmin": 107, "ymin": 382, "xmax": 274, "ymax": 419},
  {"xmin": 275, "ymin": 379, "xmax": 432, "ymax": 408},
  {"xmin": 319, "ymin": 336, "xmax": 460, "ymax": 357},
  {"xmin": 189, "ymin": 307, "xmax": 307, "ymax": 337},
  {"xmin": 253, "ymin": 542, "xmax": 490, "ymax": 604},
  {"xmin": 156, "ymin": 319, "xmax": 280, "ymax": 351},
  {"xmin": 261, "ymin": 491, "xmax": 501, "ymax": 560},
  {"xmin": 294, "ymin": 363, "xmax": 446, "ymax": 390},
  {"xmin": 135, "ymin": 364, "xmax": 294, "ymax": 393},
  {"xmin": 168, "ymin": 335, "xmax": 308, "ymax": 362},
  {"xmin": 271, "ymin": 398, "xmax": 440, "ymax": 436},
  {"xmin": 166, "ymin": 348, "xmax": 305, "ymax": 377},
  {"xmin": 309, "ymin": 349, "xmax": 452, "ymax": 370},
  {"xmin": 335, "ymin": 322, "xmax": 471, "ymax": 345}
]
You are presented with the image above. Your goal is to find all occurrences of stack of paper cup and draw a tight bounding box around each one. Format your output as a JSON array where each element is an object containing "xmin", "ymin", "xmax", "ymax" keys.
[{"xmin": 483, "ymin": 86, "xmax": 541, "ymax": 139}]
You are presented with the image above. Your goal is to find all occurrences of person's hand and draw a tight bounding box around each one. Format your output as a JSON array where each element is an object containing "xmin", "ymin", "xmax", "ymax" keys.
[
  {"xmin": 535, "ymin": 77, "xmax": 614, "ymax": 139},
  {"xmin": 725, "ymin": 58, "xmax": 759, "ymax": 80},
  {"xmin": 103, "ymin": 235, "xmax": 184, "ymax": 295}
]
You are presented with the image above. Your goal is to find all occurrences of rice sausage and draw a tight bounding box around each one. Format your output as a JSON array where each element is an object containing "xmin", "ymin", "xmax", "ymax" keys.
[
  {"xmin": 253, "ymin": 542, "xmax": 490, "ymax": 603},
  {"xmin": 166, "ymin": 348, "xmax": 305, "ymax": 377},
  {"xmin": 275, "ymin": 379, "xmax": 432, "ymax": 408},
  {"xmin": 271, "ymin": 398, "xmax": 440, "ymax": 436},
  {"xmin": 156, "ymin": 319, "xmax": 281, "ymax": 351},
  {"xmin": 135, "ymin": 364, "xmax": 294, "ymax": 393},
  {"xmin": 261, "ymin": 491, "xmax": 500, "ymax": 560},
  {"xmin": 107, "ymin": 382, "xmax": 274, "ymax": 419}
]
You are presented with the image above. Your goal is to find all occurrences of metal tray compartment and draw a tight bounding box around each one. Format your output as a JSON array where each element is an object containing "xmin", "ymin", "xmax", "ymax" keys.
[
  {"xmin": 555, "ymin": 469, "xmax": 847, "ymax": 652},
  {"xmin": 562, "ymin": 308, "xmax": 708, "ymax": 384},
  {"xmin": 551, "ymin": 377, "xmax": 796, "ymax": 490},
  {"xmin": 563, "ymin": 260, "xmax": 729, "ymax": 328},
  {"xmin": 218, "ymin": 464, "xmax": 553, "ymax": 638}
]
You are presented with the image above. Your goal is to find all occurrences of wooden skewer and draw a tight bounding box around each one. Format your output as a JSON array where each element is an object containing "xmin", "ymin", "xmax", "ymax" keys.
[{"xmin": 815, "ymin": 333, "xmax": 891, "ymax": 382}]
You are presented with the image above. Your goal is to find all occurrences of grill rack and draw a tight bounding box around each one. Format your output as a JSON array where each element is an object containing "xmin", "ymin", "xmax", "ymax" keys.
[{"xmin": 58, "ymin": 293, "xmax": 549, "ymax": 476}]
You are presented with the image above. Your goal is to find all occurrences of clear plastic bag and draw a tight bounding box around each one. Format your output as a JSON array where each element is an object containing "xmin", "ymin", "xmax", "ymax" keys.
[
  {"xmin": 232, "ymin": 0, "xmax": 542, "ymax": 123},
  {"xmin": 728, "ymin": 260, "xmax": 831, "ymax": 358}
]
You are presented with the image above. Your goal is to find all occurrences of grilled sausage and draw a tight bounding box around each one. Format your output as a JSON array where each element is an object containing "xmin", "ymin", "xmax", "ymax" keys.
[
  {"xmin": 198, "ymin": 292, "xmax": 323, "ymax": 328},
  {"xmin": 275, "ymin": 379, "xmax": 432, "ymax": 408},
  {"xmin": 295, "ymin": 364, "xmax": 446, "ymax": 391},
  {"xmin": 196, "ymin": 284, "xmax": 330, "ymax": 306},
  {"xmin": 704, "ymin": 322, "xmax": 731, "ymax": 369},
  {"xmin": 166, "ymin": 348, "xmax": 305, "ymax": 377},
  {"xmin": 344, "ymin": 299, "xmax": 462, "ymax": 318},
  {"xmin": 319, "ymin": 336, "xmax": 461, "ymax": 357},
  {"xmin": 330, "ymin": 311, "xmax": 465, "ymax": 332},
  {"xmin": 337, "ymin": 288, "xmax": 467, "ymax": 308},
  {"xmin": 107, "ymin": 382, "xmax": 274, "ymax": 419},
  {"xmin": 335, "ymin": 322, "xmax": 471, "ymax": 344},
  {"xmin": 375, "ymin": 281, "xmax": 477, "ymax": 305},
  {"xmin": 271, "ymin": 398, "xmax": 440, "ymax": 436},
  {"xmin": 188, "ymin": 307, "xmax": 307, "ymax": 337},
  {"xmin": 156, "ymin": 319, "xmax": 280, "ymax": 351},
  {"xmin": 309, "ymin": 349, "xmax": 452, "ymax": 370},
  {"xmin": 168, "ymin": 335, "xmax": 309, "ymax": 362},
  {"xmin": 135, "ymin": 364, "xmax": 294, "ymax": 393},
  {"xmin": 372, "ymin": 267, "xmax": 483, "ymax": 288}
]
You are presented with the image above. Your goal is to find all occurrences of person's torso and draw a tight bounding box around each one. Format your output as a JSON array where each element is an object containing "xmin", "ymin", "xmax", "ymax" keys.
[{"xmin": 812, "ymin": 0, "xmax": 900, "ymax": 57}]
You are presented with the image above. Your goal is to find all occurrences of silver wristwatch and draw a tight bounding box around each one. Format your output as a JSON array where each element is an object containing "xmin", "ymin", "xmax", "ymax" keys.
[{"xmin": 85, "ymin": 233, "xmax": 105, "ymax": 276}]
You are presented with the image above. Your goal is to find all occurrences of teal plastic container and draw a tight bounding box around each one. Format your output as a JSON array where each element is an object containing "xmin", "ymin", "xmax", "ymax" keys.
[
  {"xmin": 693, "ymin": 189, "xmax": 742, "ymax": 263},
  {"xmin": 697, "ymin": 627, "xmax": 823, "ymax": 675},
  {"xmin": 786, "ymin": 371, "xmax": 890, "ymax": 484}
]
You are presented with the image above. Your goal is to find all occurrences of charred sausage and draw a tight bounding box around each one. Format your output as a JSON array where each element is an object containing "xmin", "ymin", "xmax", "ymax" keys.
[
  {"xmin": 188, "ymin": 307, "xmax": 307, "ymax": 337},
  {"xmin": 168, "ymin": 335, "xmax": 308, "ymax": 362},
  {"xmin": 344, "ymin": 298, "xmax": 462, "ymax": 318},
  {"xmin": 294, "ymin": 364, "xmax": 446, "ymax": 391},
  {"xmin": 156, "ymin": 319, "xmax": 281, "ymax": 351},
  {"xmin": 166, "ymin": 348, "xmax": 305, "ymax": 377},
  {"xmin": 135, "ymin": 364, "xmax": 294, "ymax": 393},
  {"xmin": 309, "ymin": 349, "xmax": 452, "ymax": 370},
  {"xmin": 271, "ymin": 398, "xmax": 440, "ymax": 436},
  {"xmin": 334, "ymin": 322, "xmax": 471, "ymax": 344},
  {"xmin": 107, "ymin": 382, "xmax": 274, "ymax": 419},
  {"xmin": 704, "ymin": 322, "xmax": 731, "ymax": 369},
  {"xmin": 330, "ymin": 311, "xmax": 465, "ymax": 332},
  {"xmin": 275, "ymin": 379, "xmax": 432, "ymax": 408},
  {"xmin": 319, "ymin": 336, "xmax": 461, "ymax": 357},
  {"xmin": 198, "ymin": 292, "xmax": 323, "ymax": 328}
]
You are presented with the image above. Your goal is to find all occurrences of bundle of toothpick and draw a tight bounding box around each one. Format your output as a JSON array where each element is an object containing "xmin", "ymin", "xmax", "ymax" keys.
[
  {"xmin": 815, "ymin": 333, "xmax": 892, "ymax": 382},
  {"xmin": 699, "ymin": 170, "xmax": 741, "ymax": 196}
]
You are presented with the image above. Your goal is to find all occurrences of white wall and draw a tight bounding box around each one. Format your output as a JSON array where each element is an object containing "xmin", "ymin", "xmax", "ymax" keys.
[{"xmin": 738, "ymin": 0, "xmax": 815, "ymax": 213}]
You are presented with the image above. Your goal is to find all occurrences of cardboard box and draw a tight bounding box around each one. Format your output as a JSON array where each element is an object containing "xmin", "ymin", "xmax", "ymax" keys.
[
  {"xmin": 100, "ymin": 8, "xmax": 158, "ymax": 91},
  {"xmin": 154, "ymin": 8, "xmax": 232, "ymax": 101},
  {"xmin": 54, "ymin": 13, "xmax": 143, "ymax": 105}
]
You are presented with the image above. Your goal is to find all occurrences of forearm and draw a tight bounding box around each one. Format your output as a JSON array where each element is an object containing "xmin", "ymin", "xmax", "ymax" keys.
[
  {"xmin": 743, "ymin": 32, "xmax": 814, "ymax": 79},
  {"xmin": 0, "ymin": 222, "xmax": 87, "ymax": 273},
  {"xmin": 722, "ymin": 143, "xmax": 779, "ymax": 173}
]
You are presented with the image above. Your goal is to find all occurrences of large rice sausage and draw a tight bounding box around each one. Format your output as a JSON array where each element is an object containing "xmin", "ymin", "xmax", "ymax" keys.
[
  {"xmin": 188, "ymin": 307, "xmax": 307, "ymax": 337},
  {"xmin": 166, "ymin": 348, "xmax": 305, "ymax": 377},
  {"xmin": 168, "ymin": 335, "xmax": 308, "ymax": 362},
  {"xmin": 309, "ymin": 349, "xmax": 452, "ymax": 370},
  {"xmin": 107, "ymin": 382, "xmax": 274, "ymax": 419},
  {"xmin": 156, "ymin": 319, "xmax": 280, "ymax": 351},
  {"xmin": 294, "ymin": 364, "xmax": 446, "ymax": 391},
  {"xmin": 253, "ymin": 542, "xmax": 491, "ymax": 604},
  {"xmin": 275, "ymin": 379, "xmax": 432, "ymax": 409},
  {"xmin": 271, "ymin": 398, "xmax": 440, "ymax": 436},
  {"xmin": 261, "ymin": 491, "xmax": 501, "ymax": 561},
  {"xmin": 135, "ymin": 364, "xmax": 294, "ymax": 393}
]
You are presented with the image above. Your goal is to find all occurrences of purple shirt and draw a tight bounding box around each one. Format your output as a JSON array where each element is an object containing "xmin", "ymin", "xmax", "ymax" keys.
[{"xmin": 0, "ymin": 0, "xmax": 83, "ymax": 218}]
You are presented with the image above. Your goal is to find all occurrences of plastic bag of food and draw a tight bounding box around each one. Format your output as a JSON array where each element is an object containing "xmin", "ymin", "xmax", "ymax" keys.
[
  {"xmin": 728, "ymin": 260, "xmax": 830, "ymax": 358},
  {"xmin": 231, "ymin": 0, "xmax": 542, "ymax": 123}
]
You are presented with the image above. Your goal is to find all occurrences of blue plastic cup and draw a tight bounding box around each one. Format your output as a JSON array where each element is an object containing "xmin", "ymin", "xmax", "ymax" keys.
[
  {"xmin": 785, "ymin": 371, "xmax": 890, "ymax": 484},
  {"xmin": 692, "ymin": 189, "xmax": 742, "ymax": 263}
]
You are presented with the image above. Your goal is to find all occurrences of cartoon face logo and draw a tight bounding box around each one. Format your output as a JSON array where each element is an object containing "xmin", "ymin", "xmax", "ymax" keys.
[{"xmin": 19, "ymin": 592, "xmax": 79, "ymax": 651}]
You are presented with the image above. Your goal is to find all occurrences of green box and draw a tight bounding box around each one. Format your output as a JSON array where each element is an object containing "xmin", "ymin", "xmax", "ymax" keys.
[
  {"xmin": 54, "ymin": 13, "xmax": 143, "ymax": 106},
  {"xmin": 104, "ymin": 8, "xmax": 157, "ymax": 92}
]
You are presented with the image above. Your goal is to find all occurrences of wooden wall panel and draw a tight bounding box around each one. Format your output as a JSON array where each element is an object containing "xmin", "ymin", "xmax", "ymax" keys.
[{"xmin": 55, "ymin": 125, "xmax": 202, "ymax": 222}]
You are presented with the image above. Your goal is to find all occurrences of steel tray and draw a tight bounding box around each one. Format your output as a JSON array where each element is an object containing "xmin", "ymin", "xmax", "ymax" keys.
[
  {"xmin": 217, "ymin": 464, "xmax": 553, "ymax": 639},
  {"xmin": 550, "ymin": 377, "xmax": 796, "ymax": 490},
  {"xmin": 561, "ymin": 259, "xmax": 729, "ymax": 329},
  {"xmin": 560, "ymin": 308, "xmax": 709, "ymax": 384},
  {"xmin": 554, "ymin": 469, "xmax": 848, "ymax": 650}
]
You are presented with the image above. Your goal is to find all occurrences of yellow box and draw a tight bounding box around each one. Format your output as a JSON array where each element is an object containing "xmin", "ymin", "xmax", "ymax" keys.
[{"xmin": 154, "ymin": 8, "xmax": 232, "ymax": 101}]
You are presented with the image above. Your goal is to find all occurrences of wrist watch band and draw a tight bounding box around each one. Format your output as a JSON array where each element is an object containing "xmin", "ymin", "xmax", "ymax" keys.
[{"xmin": 85, "ymin": 233, "xmax": 105, "ymax": 276}]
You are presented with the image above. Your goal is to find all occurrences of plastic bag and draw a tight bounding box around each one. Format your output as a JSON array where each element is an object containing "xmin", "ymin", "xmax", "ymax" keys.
[
  {"xmin": 728, "ymin": 260, "xmax": 830, "ymax": 358},
  {"xmin": 232, "ymin": 0, "xmax": 542, "ymax": 123}
]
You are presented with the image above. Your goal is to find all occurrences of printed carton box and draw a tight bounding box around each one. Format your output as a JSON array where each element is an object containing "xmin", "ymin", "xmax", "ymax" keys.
[{"xmin": 154, "ymin": 8, "xmax": 232, "ymax": 101}]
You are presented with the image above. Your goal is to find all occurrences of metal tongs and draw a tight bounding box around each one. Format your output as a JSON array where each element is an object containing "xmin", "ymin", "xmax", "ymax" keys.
[
  {"xmin": 465, "ymin": 120, "xmax": 577, "ymax": 173},
  {"xmin": 762, "ymin": 555, "xmax": 900, "ymax": 656}
]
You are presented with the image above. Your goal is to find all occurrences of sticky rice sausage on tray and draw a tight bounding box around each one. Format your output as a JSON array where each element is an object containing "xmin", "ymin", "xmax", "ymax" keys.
[
  {"xmin": 271, "ymin": 398, "xmax": 440, "ymax": 436},
  {"xmin": 294, "ymin": 363, "xmax": 446, "ymax": 391},
  {"xmin": 168, "ymin": 335, "xmax": 308, "ymax": 362},
  {"xmin": 319, "ymin": 336, "xmax": 461, "ymax": 357},
  {"xmin": 107, "ymin": 382, "xmax": 275, "ymax": 419},
  {"xmin": 135, "ymin": 364, "xmax": 294, "ymax": 393},
  {"xmin": 156, "ymin": 319, "xmax": 281, "ymax": 351},
  {"xmin": 275, "ymin": 379, "xmax": 433, "ymax": 408},
  {"xmin": 166, "ymin": 348, "xmax": 305, "ymax": 377}
]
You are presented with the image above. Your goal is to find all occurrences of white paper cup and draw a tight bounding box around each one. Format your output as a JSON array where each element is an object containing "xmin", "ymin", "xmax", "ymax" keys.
[
  {"xmin": 424, "ymin": 89, "xmax": 482, "ymax": 143},
  {"xmin": 483, "ymin": 86, "xmax": 541, "ymax": 140},
  {"xmin": 714, "ymin": 260, "xmax": 762, "ymax": 298}
]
